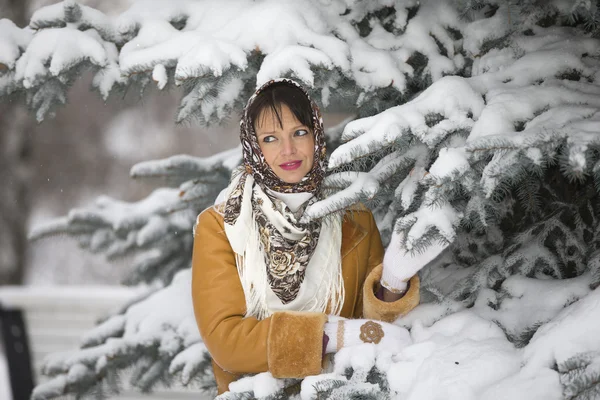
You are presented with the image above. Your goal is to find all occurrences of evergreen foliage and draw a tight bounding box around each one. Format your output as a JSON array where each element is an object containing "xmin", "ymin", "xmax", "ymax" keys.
[
  {"xmin": 0, "ymin": 0, "xmax": 465, "ymax": 123},
  {"xmin": 2, "ymin": 0, "xmax": 600, "ymax": 398},
  {"xmin": 559, "ymin": 350, "xmax": 600, "ymax": 400}
]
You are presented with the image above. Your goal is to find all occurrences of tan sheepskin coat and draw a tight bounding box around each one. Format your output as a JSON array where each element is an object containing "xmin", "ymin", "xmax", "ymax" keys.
[{"xmin": 191, "ymin": 204, "xmax": 420, "ymax": 394}]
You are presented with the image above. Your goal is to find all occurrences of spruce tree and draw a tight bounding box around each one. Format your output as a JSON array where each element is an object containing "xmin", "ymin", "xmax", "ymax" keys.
[{"xmin": 2, "ymin": 0, "xmax": 600, "ymax": 398}]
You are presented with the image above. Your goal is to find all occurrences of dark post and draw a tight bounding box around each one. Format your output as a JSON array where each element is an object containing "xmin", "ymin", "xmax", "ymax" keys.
[{"xmin": 0, "ymin": 305, "xmax": 35, "ymax": 400}]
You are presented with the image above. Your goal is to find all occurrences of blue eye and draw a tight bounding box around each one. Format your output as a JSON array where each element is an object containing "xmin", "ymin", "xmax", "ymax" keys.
[
  {"xmin": 263, "ymin": 135, "xmax": 276, "ymax": 143},
  {"xmin": 295, "ymin": 129, "xmax": 309, "ymax": 137}
]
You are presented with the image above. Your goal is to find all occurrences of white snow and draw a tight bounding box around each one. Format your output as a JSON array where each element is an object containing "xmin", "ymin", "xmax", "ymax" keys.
[
  {"xmin": 0, "ymin": 19, "xmax": 33, "ymax": 70},
  {"xmin": 130, "ymin": 147, "xmax": 242, "ymax": 178},
  {"xmin": 0, "ymin": 285, "xmax": 140, "ymax": 308},
  {"xmin": 331, "ymin": 76, "xmax": 485, "ymax": 169},
  {"xmin": 429, "ymin": 147, "xmax": 470, "ymax": 181},
  {"xmin": 257, "ymin": 45, "xmax": 335, "ymax": 88},
  {"xmin": 523, "ymin": 286, "xmax": 600, "ymax": 371},
  {"xmin": 228, "ymin": 371, "xmax": 285, "ymax": 398},
  {"xmin": 400, "ymin": 311, "xmax": 521, "ymax": 399},
  {"xmin": 300, "ymin": 373, "xmax": 347, "ymax": 400},
  {"xmin": 115, "ymin": 0, "xmax": 410, "ymax": 92},
  {"xmin": 169, "ymin": 342, "xmax": 208, "ymax": 385},
  {"xmin": 473, "ymin": 284, "xmax": 600, "ymax": 400},
  {"xmin": 462, "ymin": 3, "xmax": 512, "ymax": 56},
  {"xmin": 397, "ymin": 336, "xmax": 519, "ymax": 399},
  {"xmin": 15, "ymin": 27, "xmax": 108, "ymax": 89},
  {"xmin": 396, "ymin": 165, "xmax": 427, "ymax": 210},
  {"xmin": 304, "ymin": 287, "xmax": 598, "ymax": 400},
  {"xmin": 30, "ymin": 1, "xmax": 114, "ymax": 33},
  {"xmin": 76, "ymin": 188, "xmax": 180, "ymax": 231},
  {"xmin": 152, "ymin": 63, "xmax": 168, "ymax": 89},
  {"xmin": 398, "ymin": 202, "xmax": 462, "ymax": 248},
  {"xmin": 475, "ymin": 273, "xmax": 593, "ymax": 339},
  {"xmin": 394, "ymin": 0, "xmax": 459, "ymax": 82},
  {"xmin": 5, "ymin": 0, "xmax": 600, "ymax": 399},
  {"xmin": 304, "ymin": 171, "xmax": 379, "ymax": 220},
  {"xmin": 121, "ymin": 270, "xmax": 201, "ymax": 347},
  {"xmin": 479, "ymin": 368, "xmax": 563, "ymax": 400}
]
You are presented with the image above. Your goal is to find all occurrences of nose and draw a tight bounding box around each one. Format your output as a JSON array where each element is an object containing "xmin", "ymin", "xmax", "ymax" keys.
[{"xmin": 280, "ymin": 137, "xmax": 297, "ymax": 156}]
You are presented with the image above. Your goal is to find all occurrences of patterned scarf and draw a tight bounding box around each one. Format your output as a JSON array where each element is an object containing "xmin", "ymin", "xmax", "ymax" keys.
[{"xmin": 222, "ymin": 79, "xmax": 343, "ymax": 315}]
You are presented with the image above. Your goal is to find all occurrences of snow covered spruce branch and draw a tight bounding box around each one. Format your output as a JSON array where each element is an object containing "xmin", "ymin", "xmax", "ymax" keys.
[
  {"xmin": 31, "ymin": 270, "xmax": 217, "ymax": 400},
  {"xmin": 0, "ymin": 0, "xmax": 467, "ymax": 123},
  {"xmin": 29, "ymin": 188, "xmax": 196, "ymax": 285},
  {"xmin": 29, "ymin": 151, "xmax": 239, "ymax": 285},
  {"xmin": 307, "ymin": 10, "xmax": 600, "ymax": 246}
]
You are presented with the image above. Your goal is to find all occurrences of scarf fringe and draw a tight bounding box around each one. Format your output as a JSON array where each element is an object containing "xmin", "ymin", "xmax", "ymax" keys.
[
  {"xmin": 312, "ymin": 213, "xmax": 345, "ymax": 316},
  {"xmin": 236, "ymin": 217, "xmax": 270, "ymax": 320}
]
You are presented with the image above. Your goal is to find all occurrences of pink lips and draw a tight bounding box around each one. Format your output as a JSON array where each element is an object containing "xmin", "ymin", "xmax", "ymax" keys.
[{"xmin": 279, "ymin": 160, "xmax": 302, "ymax": 171}]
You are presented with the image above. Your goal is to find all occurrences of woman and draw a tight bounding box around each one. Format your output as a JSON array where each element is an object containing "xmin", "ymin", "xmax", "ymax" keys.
[{"xmin": 191, "ymin": 79, "xmax": 445, "ymax": 394}]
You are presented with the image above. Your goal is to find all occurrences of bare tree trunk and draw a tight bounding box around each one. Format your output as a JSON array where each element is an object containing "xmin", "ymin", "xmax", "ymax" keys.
[{"xmin": 0, "ymin": 0, "xmax": 32, "ymax": 285}]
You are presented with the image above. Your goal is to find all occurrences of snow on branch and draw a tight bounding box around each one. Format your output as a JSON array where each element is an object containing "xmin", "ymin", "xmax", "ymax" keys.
[
  {"xmin": 330, "ymin": 76, "xmax": 482, "ymax": 168},
  {"xmin": 130, "ymin": 147, "xmax": 241, "ymax": 186},
  {"xmin": 29, "ymin": 150, "xmax": 236, "ymax": 285},
  {"xmin": 29, "ymin": 1, "xmax": 118, "ymax": 42},
  {"xmin": 0, "ymin": 19, "xmax": 32, "ymax": 72},
  {"xmin": 559, "ymin": 350, "xmax": 600, "ymax": 399},
  {"xmin": 523, "ymin": 286, "xmax": 600, "ymax": 372},
  {"xmin": 309, "ymin": 22, "xmax": 600, "ymax": 250},
  {"xmin": 32, "ymin": 270, "xmax": 215, "ymax": 399},
  {"xmin": 29, "ymin": 188, "xmax": 194, "ymax": 285},
  {"xmin": 0, "ymin": 0, "xmax": 467, "ymax": 122}
]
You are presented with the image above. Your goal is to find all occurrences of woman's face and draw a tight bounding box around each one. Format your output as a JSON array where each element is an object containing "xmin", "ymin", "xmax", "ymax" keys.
[{"xmin": 255, "ymin": 104, "xmax": 315, "ymax": 184}]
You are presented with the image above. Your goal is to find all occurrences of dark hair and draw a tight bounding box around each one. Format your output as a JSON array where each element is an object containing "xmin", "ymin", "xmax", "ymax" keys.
[{"xmin": 247, "ymin": 82, "xmax": 314, "ymax": 132}]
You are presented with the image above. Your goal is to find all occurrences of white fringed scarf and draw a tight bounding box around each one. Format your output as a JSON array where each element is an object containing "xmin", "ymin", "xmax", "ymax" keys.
[{"xmin": 222, "ymin": 173, "xmax": 344, "ymax": 320}]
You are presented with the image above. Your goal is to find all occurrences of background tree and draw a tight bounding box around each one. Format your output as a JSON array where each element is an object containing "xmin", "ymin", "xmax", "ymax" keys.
[
  {"xmin": 0, "ymin": 0, "xmax": 33, "ymax": 285},
  {"xmin": 1, "ymin": 0, "xmax": 600, "ymax": 399}
]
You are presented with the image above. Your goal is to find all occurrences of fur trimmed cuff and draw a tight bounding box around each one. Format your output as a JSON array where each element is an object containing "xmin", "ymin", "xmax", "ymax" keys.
[
  {"xmin": 362, "ymin": 264, "xmax": 420, "ymax": 322},
  {"xmin": 267, "ymin": 311, "xmax": 327, "ymax": 378}
]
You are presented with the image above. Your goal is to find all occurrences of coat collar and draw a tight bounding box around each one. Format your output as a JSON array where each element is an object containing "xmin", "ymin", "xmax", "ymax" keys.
[{"xmin": 341, "ymin": 211, "xmax": 368, "ymax": 258}]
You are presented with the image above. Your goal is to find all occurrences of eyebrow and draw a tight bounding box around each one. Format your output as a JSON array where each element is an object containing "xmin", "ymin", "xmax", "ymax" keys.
[{"xmin": 257, "ymin": 124, "xmax": 308, "ymax": 136}]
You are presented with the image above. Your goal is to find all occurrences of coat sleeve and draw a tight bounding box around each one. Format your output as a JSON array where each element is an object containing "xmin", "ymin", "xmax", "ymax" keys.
[
  {"xmin": 191, "ymin": 207, "xmax": 327, "ymax": 379},
  {"xmin": 360, "ymin": 211, "xmax": 420, "ymax": 322}
]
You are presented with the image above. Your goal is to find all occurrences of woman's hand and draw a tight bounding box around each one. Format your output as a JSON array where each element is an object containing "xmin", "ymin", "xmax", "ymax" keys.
[{"xmin": 323, "ymin": 316, "xmax": 412, "ymax": 354}]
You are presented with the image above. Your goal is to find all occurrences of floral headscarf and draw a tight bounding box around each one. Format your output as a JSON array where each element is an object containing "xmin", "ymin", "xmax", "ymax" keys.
[
  {"xmin": 244, "ymin": 78, "xmax": 327, "ymax": 192},
  {"xmin": 224, "ymin": 78, "xmax": 328, "ymax": 224}
]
